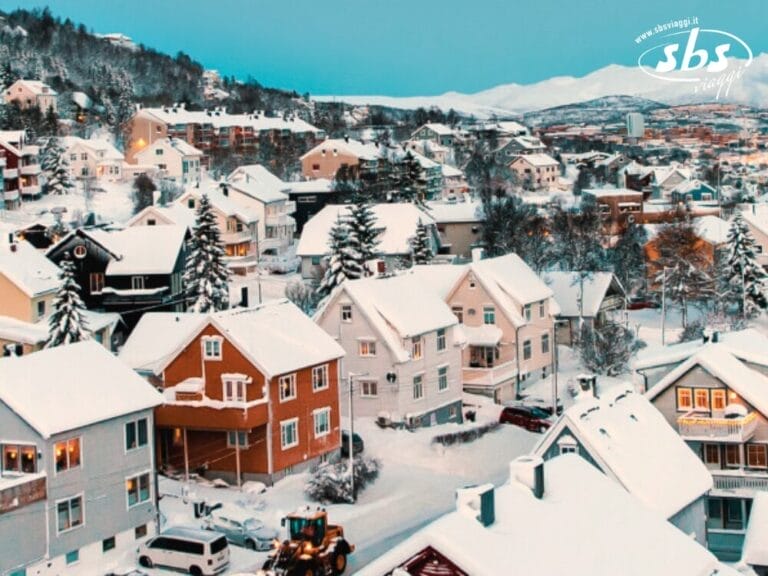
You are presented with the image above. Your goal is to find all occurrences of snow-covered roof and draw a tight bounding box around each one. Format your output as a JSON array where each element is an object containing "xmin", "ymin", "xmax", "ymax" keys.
[
  {"xmin": 742, "ymin": 206, "xmax": 768, "ymax": 237},
  {"xmin": 285, "ymin": 179, "xmax": 334, "ymax": 194},
  {"xmin": 357, "ymin": 455, "xmax": 729, "ymax": 576},
  {"xmin": 672, "ymin": 178, "xmax": 716, "ymax": 195},
  {"xmin": 0, "ymin": 315, "xmax": 48, "ymax": 345},
  {"xmin": 136, "ymin": 137, "xmax": 202, "ymax": 159},
  {"xmin": 61, "ymin": 136, "xmax": 124, "ymax": 161},
  {"xmin": 300, "ymin": 138, "xmax": 380, "ymax": 162},
  {"xmin": 297, "ymin": 204, "xmax": 435, "ymax": 257},
  {"xmin": 511, "ymin": 153, "xmax": 559, "ymax": 167},
  {"xmin": 0, "ymin": 340, "xmax": 163, "ymax": 438},
  {"xmin": 646, "ymin": 344, "xmax": 768, "ymax": 418},
  {"xmin": 407, "ymin": 264, "xmax": 467, "ymax": 300},
  {"xmin": 463, "ymin": 324, "xmax": 502, "ymax": 346},
  {"xmin": 0, "ymin": 240, "xmax": 61, "ymax": 297},
  {"xmin": 125, "ymin": 204, "xmax": 198, "ymax": 229},
  {"xmin": 534, "ymin": 384, "xmax": 712, "ymax": 519},
  {"xmin": 425, "ymin": 200, "xmax": 484, "ymax": 223},
  {"xmin": 583, "ymin": 187, "xmax": 643, "ymax": 198},
  {"xmin": 695, "ymin": 215, "xmax": 730, "ymax": 245},
  {"xmin": 226, "ymin": 165, "xmax": 290, "ymax": 204},
  {"xmin": 743, "ymin": 492, "xmax": 768, "ymax": 567},
  {"xmin": 181, "ymin": 185, "xmax": 260, "ymax": 223},
  {"xmin": 87, "ymin": 226, "xmax": 187, "ymax": 276},
  {"xmin": 440, "ymin": 163, "xmax": 464, "ymax": 178},
  {"xmin": 119, "ymin": 312, "xmax": 206, "ymax": 374},
  {"xmin": 542, "ymin": 272, "xmax": 623, "ymax": 318},
  {"xmin": 139, "ymin": 107, "xmax": 321, "ymax": 135},
  {"xmin": 10, "ymin": 79, "xmax": 57, "ymax": 96},
  {"xmin": 414, "ymin": 123, "xmax": 454, "ymax": 136}
]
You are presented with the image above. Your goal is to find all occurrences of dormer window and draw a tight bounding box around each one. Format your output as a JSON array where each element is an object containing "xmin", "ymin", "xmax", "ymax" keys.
[{"xmin": 202, "ymin": 336, "xmax": 223, "ymax": 361}]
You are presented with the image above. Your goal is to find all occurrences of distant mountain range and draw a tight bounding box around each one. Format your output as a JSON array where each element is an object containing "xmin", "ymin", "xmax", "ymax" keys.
[{"xmin": 316, "ymin": 55, "xmax": 768, "ymax": 118}]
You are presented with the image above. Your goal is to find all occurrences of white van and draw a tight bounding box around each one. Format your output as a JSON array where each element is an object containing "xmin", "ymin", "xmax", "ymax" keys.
[{"xmin": 137, "ymin": 526, "xmax": 230, "ymax": 575}]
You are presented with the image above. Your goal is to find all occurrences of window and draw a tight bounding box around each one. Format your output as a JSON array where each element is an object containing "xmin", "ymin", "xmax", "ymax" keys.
[
  {"xmin": 223, "ymin": 378, "xmax": 247, "ymax": 402},
  {"xmin": 539, "ymin": 300, "xmax": 545, "ymax": 318},
  {"xmin": 704, "ymin": 444, "xmax": 720, "ymax": 465},
  {"xmin": 725, "ymin": 444, "xmax": 741, "ymax": 467},
  {"xmin": 89, "ymin": 273, "xmax": 104, "ymax": 294},
  {"xmin": 412, "ymin": 336, "xmax": 423, "ymax": 360},
  {"xmin": 155, "ymin": 148, "xmax": 164, "ymax": 155},
  {"xmin": 523, "ymin": 340, "xmax": 532, "ymax": 361},
  {"xmin": 103, "ymin": 536, "xmax": 116, "ymax": 553},
  {"xmin": 125, "ymin": 418, "xmax": 149, "ymax": 451},
  {"xmin": 413, "ymin": 374, "xmax": 424, "ymax": 400},
  {"xmin": 449, "ymin": 405, "xmax": 458, "ymax": 419},
  {"xmin": 694, "ymin": 389, "xmax": 710, "ymax": 411},
  {"xmin": 560, "ymin": 445, "xmax": 577, "ymax": 455},
  {"xmin": 524, "ymin": 304, "xmax": 532, "ymax": 321},
  {"xmin": 65, "ymin": 550, "xmax": 79, "ymax": 565},
  {"xmin": 276, "ymin": 374, "xmax": 295, "ymax": 402},
  {"xmin": 483, "ymin": 306, "xmax": 495, "ymax": 325},
  {"xmin": 360, "ymin": 380, "xmax": 378, "ymax": 398},
  {"xmin": 359, "ymin": 340, "xmax": 376, "ymax": 357},
  {"xmin": 451, "ymin": 306, "xmax": 463, "ymax": 323},
  {"xmin": 340, "ymin": 304, "xmax": 352, "ymax": 322},
  {"xmin": 80, "ymin": 153, "xmax": 87, "ymax": 161},
  {"xmin": 438, "ymin": 366, "xmax": 448, "ymax": 392},
  {"xmin": 55, "ymin": 438, "xmax": 81, "ymax": 473},
  {"xmin": 202, "ymin": 337, "xmax": 222, "ymax": 360},
  {"xmin": 747, "ymin": 444, "xmax": 768, "ymax": 468},
  {"xmin": 57, "ymin": 496, "xmax": 84, "ymax": 533},
  {"xmin": 131, "ymin": 276, "xmax": 145, "ymax": 290},
  {"xmin": 313, "ymin": 408, "xmax": 331, "ymax": 438},
  {"xmin": 712, "ymin": 389, "xmax": 727, "ymax": 411},
  {"xmin": 126, "ymin": 472, "xmax": 151, "ymax": 508},
  {"xmin": 135, "ymin": 524, "xmax": 148, "ymax": 539},
  {"xmin": 227, "ymin": 431, "xmax": 248, "ymax": 448},
  {"xmin": 677, "ymin": 388, "xmax": 692, "ymax": 411},
  {"xmin": 280, "ymin": 419, "xmax": 299, "ymax": 449},
  {"xmin": 147, "ymin": 219, "xmax": 156, "ymax": 226},
  {"xmin": 468, "ymin": 275, "xmax": 476, "ymax": 289},
  {"xmin": 312, "ymin": 365, "xmax": 329, "ymax": 392},
  {"xmin": 37, "ymin": 300, "xmax": 45, "ymax": 318},
  {"xmin": 541, "ymin": 333, "xmax": 550, "ymax": 355},
  {"xmin": 2, "ymin": 444, "xmax": 37, "ymax": 474},
  {"xmin": 70, "ymin": 153, "xmax": 77, "ymax": 161},
  {"xmin": 436, "ymin": 329, "xmax": 446, "ymax": 351}
]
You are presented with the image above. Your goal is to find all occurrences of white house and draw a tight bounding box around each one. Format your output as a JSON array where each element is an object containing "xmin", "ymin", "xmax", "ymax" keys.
[
  {"xmin": 62, "ymin": 136, "xmax": 125, "ymax": 181},
  {"xmin": 134, "ymin": 138, "xmax": 203, "ymax": 185}
]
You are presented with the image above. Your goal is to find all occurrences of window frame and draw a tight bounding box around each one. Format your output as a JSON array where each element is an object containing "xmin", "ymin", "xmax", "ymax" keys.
[
  {"xmin": 56, "ymin": 493, "xmax": 85, "ymax": 535},
  {"xmin": 54, "ymin": 437, "xmax": 82, "ymax": 475},
  {"xmin": 202, "ymin": 336, "xmax": 223, "ymax": 361},
  {"xmin": 126, "ymin": 470, "xmax": 152, "ymax": 509},
  {"xmin": 312, "ymin": 364, "xmax": 329, "ymax": 392},
  {"xmin": 313, "ymin": 407, "xmax": 331, "ymax": 438},
  {"xmin": 340, "ymin": 305, "xmax": 352, "ymax": 323},
  {"xmin": 541, "ymin": 333, "xmax": 550, "ymax": 355},
  {"xmin": 725, "ymin": 444, "xmax": 741, "ymax": 468},
  {"xmin": 523, "ymin": 340, "xmax": 532, "ymax": 361},
  {"xmin": 703, "ymin": 443, "xmax": 720, "ymax": 465},
  {"xmin": 524, "ymin": 304, "xmax": 532, "ymax": 322},
  {"xmin": 413, "ymin": 374, "xmax": 424, "ymax": 401},
  {"xmin": 223, "ymin": 378, "xmax": 247, "ymax": 402},
  {"xmin": 124, "ymin": 418, "xmax": 149, "ymax": 452},
  {"xmin": 436, "ymin": 328, "xmax": 446, "ymax": 351},
  {"xmin": 538, "ymin": 300, "xmax": 546, "ymax": 318},
  {"xmin": 747, "ymin": 444, "xmax": 768, "ymax": 469},
  {"xmin": 694, "ymin": 388, "xmax": 710, "ymax": 412},
  {"xmin": 360, "ymin": 379, "xmax": 378, "ymax": 398},
  {"xmin": 226, "ymin": 431, "xmax": 249, "ymax": 448},
  {"xmin": 676, "ymin": 387, "xmax": 693, "ymax": 411},
  {"xmin": 711, "ymin": 389, "xmax": 727, "ymax": 412},
  {"xmin": 411, "ymin": 336, "xmax": 423, "ymax": 360},
  {"xmin": 358, "ymin": 340, "xmax": 377, "ymax": 357},
  {"xmin": 280, "ymin": 418, "xmax": 299, "ymax": 450},
  {"xmin": 483, "ymin": 306, "xmax": 495, "ymax": 325},
  {"xmin": 278, "ymin": 373, "xmax": 297, "ymax": 402},
  {"xmin": 131, "ymin": 276, "xmax": 145, "ymax": 290},
  {"xmin": 437, "ymin": 365, "xmax": 449, "ymax": 393}
]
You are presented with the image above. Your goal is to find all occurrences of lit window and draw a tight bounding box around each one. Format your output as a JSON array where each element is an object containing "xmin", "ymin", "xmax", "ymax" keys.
[
  {"xmin": 677, "ymin": 388, "xmax": 692, "ymax": 411},
  {"xmin": 360, "ymin": 380, "xmax": 378, "ymax": 398},
  {"xmin": 312, "ymin": 365, "xmax": 329, "ymax": 392},
  {"xmin": 438, "ymin": 366, "xmax": 448, "ymax": 392},
  {"xmin": 202, "ymin": 337, "xmax": 223, "ymax": 360},
  {"xmin": 436, "ymin": 329, "xmax": 446, "ymax": 351},
  {"xmin": 359, "ymin": 340, "xmax": 376, "ymax": 357},
  {"xmin": 280, "ymin": 419, "xmax": 299, "ymax": 450},
  {"xmin": 125, "ymin": 418, "xmax": 149, "ymax": 451},
  {"xmin": 227, "ymin": 431, "xmax": 248, "ymax": 448},
  {"xmin": 694, "ymin": 389, "xmax": 710, "ymax": 411},
  {"xmin": 712, "ymin": 389, "xmax": 727, "ymax": 411},
  {"xmin": 55, "ymin": 438, "xmax": 81, "ymax": 473},
  {"xmin": 483, "ymin": 306, "xmax": 495, "ymax": 325},
  {"xmin": 2, "ymin": 444, "xmax": 37, "ymax": 473},
  {"xmin": 313, "ymin": 408, "xmax": 331, "ymax": 438},
  {"xmin": 413, "ymin": 374, "xmax": 424, "ymax": 400},
  {"xmin": 279, "ymin": 374, "xmax": 297, "ymax": 401},
  {"xmin": 223, "ymin": 379, "xmax": 247, "ymax": 402},
  {"xmin": 341, "ymin": 305, "xmax": 352, "ymax": 322},
  {"xmin": 523, "ymin": 340, "xmax": 532, "ymax": 361},
  {"xmin": 412, "ymin": 336, "xmax": 423, "ymax": 360},
  {"xmin": 57, "ymin": 496, "xmax": 84, "ymax": 533},
  {"xmin": 541, "ymin": 334, "xmax": 550, "ymax": 354},
  {"xmin": 126, "ymin": 472, "xmax": 151, "ymax": 508}
]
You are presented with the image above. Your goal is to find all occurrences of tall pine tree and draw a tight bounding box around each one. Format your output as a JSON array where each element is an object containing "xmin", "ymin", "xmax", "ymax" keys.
[
  {"xmin": 46, "ymin": 258, "xmax": 89, "ymax": 348},
  {"xmin": 348, "ymin": 201, "xmax": 382, "ymax": 275},
  {"xmin": 726, "ymin": 212, "xmax": 768, "ymax": 316},
  {"xmin": 410, "ymin": 218, "xmax": 434, "ymax": 265},
  {"xmin": 41, "ymin": 137, "xmax": 74, "ymax": 195},
  {"xmin": 316, "ymin": 216, "xmax": 363, "ymax": 298},
  {"xmin": 610, "ymin": 219, "xmax": 648, "ymax": 294},
  {"xmin": 184, "ymin": 194, "xmax": 230, "ymax": 312}
]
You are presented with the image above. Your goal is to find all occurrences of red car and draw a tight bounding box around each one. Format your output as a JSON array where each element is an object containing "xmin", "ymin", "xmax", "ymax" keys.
[{"xmin": 499, "ymin": 406, "xmax": 552, "ymax": 433}]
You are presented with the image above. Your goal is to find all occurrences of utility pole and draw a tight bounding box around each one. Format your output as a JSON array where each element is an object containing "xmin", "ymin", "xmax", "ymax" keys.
[
  {"xmin": 552, "ymin": 325, "xmax": 558, "ymax": 417},
  {"xmin": 348, "ymin": 373, "xmax": 355, "ymax": 503},
  {"xmin": 661, "ymin": 267, "xmax": 667, "ymax": 346}
]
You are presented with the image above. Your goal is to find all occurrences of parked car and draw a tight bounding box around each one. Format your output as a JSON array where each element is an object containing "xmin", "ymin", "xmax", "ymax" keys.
[
  {"xmin": 340, "ymin": 431, "xmax": 364, "ymax": 458},
  {"xmin": 203, "ymin": 505, "xmax": 278, "ymax": 551},
  {"xmin": 627, "ymin": 295, "xmax": 659, "ymax": 310},
  {"xmin": 510, "ymin": 398, "xmax": 563, "ymax": 417},
  {"xmin": 499, "ymin": 406, "xmax": 553, "ymax": 433},
  {"xmin": 137, "ymin": 526, "xmax": 229, "ymax": 575}
]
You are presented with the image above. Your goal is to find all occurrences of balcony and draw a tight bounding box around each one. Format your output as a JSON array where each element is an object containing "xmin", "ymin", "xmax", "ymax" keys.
[
  {"xmin": 222, "ymin": 230, "xmax": 255, "ymax": 245},
  {"xmin": 462, "ymin": 360, "xmax": 518, "ymax": 389},
  {"xmin": 266, "ymin": 212, "xmax": 296, "ymax": 228},
  {"xmin": 3, "ymin": 189, "xmax": 19, "ymax": 202},
  {"xmin": 155, "ymin": 400, "xmax": 269, "ymax": 431},
  {"xmin": 20, "ymin": 184, "xmax": 41, "ymax": 197},
  {"xmin": 677, "ymin": 411, "xmax": 758, "ymax": 442},
  {"xmin": 712, "ymin": 470, "xmax": 768, "ymax": 493},
  {"xmin": 3, "ymin": 168, "xmax": 18, "ymax": 179},
  {"xmin": 0, "ymin": 473, "xmax": 46, "ymax": 514},
  {"xmin": 20, "ymin": 164, "xmax": 40, "ymax": 176}
]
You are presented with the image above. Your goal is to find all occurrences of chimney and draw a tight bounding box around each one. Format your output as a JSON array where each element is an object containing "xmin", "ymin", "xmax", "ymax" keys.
[
  {"xmin": 455, "ymin": 483, "xmax": 495, "ymax": 527},
  {"xmin": 471, "ymin": 247, "xmax": 484, "ymax": 262},
  {"xmin": 712, "ymin": 331, "xmax": 720, "ymax": 343},
  {"xmin": 577, "ymin": 374, "xmax": 598, "ymax": 398},
  {"xmin": 510, "ymin": 456, "xmax": 545, "ymax": 499},
  {"xmin": 240, "ymin": 285, "xmax": 249, "ymax": 308},
  {"xmin": 344, "ymin": 134, "xmax": 349, "ymax": 144}
]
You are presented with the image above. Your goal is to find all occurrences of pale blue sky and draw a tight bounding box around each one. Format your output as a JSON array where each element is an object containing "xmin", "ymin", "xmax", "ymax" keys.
[{"xmin": 0, "ymin": 0, "xmax": 764, "ymax": 96}]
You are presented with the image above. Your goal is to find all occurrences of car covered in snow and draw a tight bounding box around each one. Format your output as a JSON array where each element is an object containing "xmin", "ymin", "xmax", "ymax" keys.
[
  {"xmin": 203, "ymin": 505, "xmax": 278, "ymax": 551},
  {"xmin": 499, "ymin": 405, "xmax": 553, "ymax": 433}
]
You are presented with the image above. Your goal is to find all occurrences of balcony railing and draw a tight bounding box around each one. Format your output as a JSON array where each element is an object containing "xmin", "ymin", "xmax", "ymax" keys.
[
  {"xmin": 462, "ymin": 361, "xmax": 518, "ymax": 389},
  {"xmin": 222, "ymin": 230, "xmax": 255, "ymax": 245},
  {"xmin": 155, "ymin": 400, "xmax": 269, "ymax": 431},
  {"xmin": 712, "ymin": 471, "xmax": 768, "ymax": 492},
  {"xmin": 4, "ymin": 169, "xmax": 18, "ymax": 179},
  {"xmin": 20, "ymin": 184, "xmax": 41, "ymax": 197},
  {"xmin": 677, "ymin": 411, "xmax": 757, "ymax": 442},
  {"xmin": 20, "ymin": 164, "xmax": 40, "ymax": 176}
]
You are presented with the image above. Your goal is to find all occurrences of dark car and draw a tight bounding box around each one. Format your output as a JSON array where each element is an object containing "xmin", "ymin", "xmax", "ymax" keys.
[
  {"xmin": 499, "ymin": 406, "xmax": 552, "ymax": 433},
  {"xmin": 627, "ymin": 296, "xmax": 660, "ymax": 310},
  {"xmin": 340, "ymin": 431, "xmax": 364, "ymax": 457}
]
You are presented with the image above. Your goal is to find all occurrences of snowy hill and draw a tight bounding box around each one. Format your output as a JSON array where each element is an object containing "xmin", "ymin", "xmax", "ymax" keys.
[{"xmin": 316, "ymin": 54, "xmax": 768, "ymax": 117}]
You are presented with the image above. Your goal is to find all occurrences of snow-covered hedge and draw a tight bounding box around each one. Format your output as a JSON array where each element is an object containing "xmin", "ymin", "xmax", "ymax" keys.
[
  {"xmin": 431, "ymin": 422, "xmax": 500, "ymax": 447},
  {"xmin": 305, "ymin": 457, "xmax": 381, "ymax": 504}
]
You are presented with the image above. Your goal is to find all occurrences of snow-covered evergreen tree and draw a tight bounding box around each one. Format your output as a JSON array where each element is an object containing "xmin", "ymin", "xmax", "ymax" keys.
[
  {"xmin": 610, "ymin": 219, "xmax": 647, "ymax": 293},
  {"xmin": 348, "ymin": 201, "xmax": 381, "ymax": 275},
  {"xmin": 41, "ymin": 137, "xmax": 74, "ymax": 195},
  {"xmin": 726, "ymin": 212, "xmax": 768, "ymax": 316},
  {"xmin": 578, "ymin": 321, "xmax": 642, "ymax": 377},
  {"xmin": 316, "ymin": 216, "xmax": 363, "ymax": 298},
  {"xmin": 410, "ymin": 218, "xmax": 434, "ymax": 265},
  {"xmin": 46, "ymin": 258, "xmax": 89, "ymax": 348},
  {"xmin": 184, "ymin": 194, "xmax": 230, "ymax": 313}
]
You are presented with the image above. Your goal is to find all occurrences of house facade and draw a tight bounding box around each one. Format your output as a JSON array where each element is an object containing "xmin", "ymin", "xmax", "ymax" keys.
[
  {"xmin": 0, "ymin": 131, "xmax": 42, "ymax": 209},
  {"xmin": 62, "ymin": 137, "xmax": 124, "ymax": 182},
  {"xmin": 3, "ymin": 80, "xmax": 57, "ymax": 113},
  {"xmin": 315, "ymin": 273, "xmax": 464, "ymax": 428},
  {"xmin": 134, "ymin": 138, "xmax": 203, "ymax": 186},
  {"xmin": 410, "ymin": 123, "xmax": 456, "ymax": 147},
  {"xmin": 426, "ymin": 199, "xmax": 484, "ymax": 260},
  {"xmin": 0, "ymin": 341, "xmax": 163, "ymax": 575},
  {"xmin": 120, "ymin": 301, "xmax": 345, "ymax": 485},
  {"xmin": 509, "ymin": 153, "xmax": 560, "ymax": 190},
  {"xmin": 300, "ymin": 138, "xmax": 379, "ymax": 181}
]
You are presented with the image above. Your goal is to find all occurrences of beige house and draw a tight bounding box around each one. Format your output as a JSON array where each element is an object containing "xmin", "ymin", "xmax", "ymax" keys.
[
  {"xmin": 742, "ymin": 206, "xmax": 768, "ymax": 269},
  {"xmin": 3, "ymin": 79, "xmax": 57, "ymax": 112},
  {"xmin": 134, "ymin": 137, "xmax": 203, "ymax": 185},
  {"xmin": 426, "ymin": 199, "xmax": 484, "ymax": 260},
  {"xmin": 315, "ymin": 272, "xmax": 464, "ymax": 428},
  {"xmin": 300, "ymin": 137, "xmax": 379, "ymax": 180},
  {"xmin": 509, "ymin": 153, "xmax": 560, "ymax": 190},
  {"xmin": 62, "ymin": 136, "xmax": 125, "ymax": 181}
]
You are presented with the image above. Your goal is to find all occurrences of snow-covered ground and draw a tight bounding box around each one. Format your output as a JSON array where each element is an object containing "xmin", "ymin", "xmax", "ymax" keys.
[
  {"xmin": 229, "ymin": 271, "xmax": 301, "ymax": 306},
  {"xmin": 78, "ymin": 406, "xmax": 538, "ymax": 575}
]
